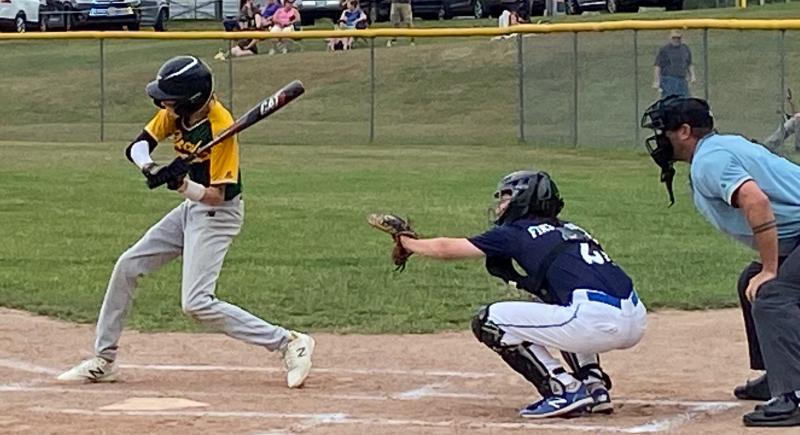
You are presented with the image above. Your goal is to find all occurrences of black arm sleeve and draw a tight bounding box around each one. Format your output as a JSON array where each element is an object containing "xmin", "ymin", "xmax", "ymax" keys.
[{"xmin": 124, "ymin": 130, "xmax": 159, "ymax": 164}]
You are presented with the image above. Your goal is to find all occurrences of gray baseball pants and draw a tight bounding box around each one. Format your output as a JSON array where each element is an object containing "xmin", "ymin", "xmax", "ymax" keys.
[
  {"xmin": 94, "ymin": 196, "xmax": 290, "ymax": 362},
  {"xmin": 751, "ymin": 243, "xmax": 800, "ymax": 396}
]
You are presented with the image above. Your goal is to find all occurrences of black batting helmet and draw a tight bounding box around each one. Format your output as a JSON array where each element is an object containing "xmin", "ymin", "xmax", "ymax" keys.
[
  {"xmin": 493, "ymin": 170, "xmax": 564, "ymax": 225},
  {"xmin": 146, "ymin": 56, "xmax": 214, "ymax": 118}
]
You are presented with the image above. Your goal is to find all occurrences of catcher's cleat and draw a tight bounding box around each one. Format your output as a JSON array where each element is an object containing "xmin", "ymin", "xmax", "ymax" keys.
[
  {"xmin": 735, "ymin": 373, "xmax": 771, "ymax": 401},
  {"xmin": 56, "ymin": 357, "xmax": 119, "ymax": 383},
  {"xmin": 519, "ymin": 384, "xmax": 594, "ymax": 419},
  {"xmin": 282, "ymin": 331, "xmax": 315, "ymax": 388},
  {"xmin": 585, "ymin": 384, "xmax": 613, "ymax": 414}
]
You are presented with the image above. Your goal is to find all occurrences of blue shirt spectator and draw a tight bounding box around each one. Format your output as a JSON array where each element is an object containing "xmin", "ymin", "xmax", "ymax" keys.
[
  {"xmin": 262, "ymin": 0, "xmax": 280, "ymax": 19},
  {"xmin": 338, "ymin": 0, "xmax": 367, "ymax": 29}
]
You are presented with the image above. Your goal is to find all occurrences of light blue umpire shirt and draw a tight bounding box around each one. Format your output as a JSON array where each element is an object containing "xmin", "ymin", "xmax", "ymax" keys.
[{"xmin": 690, "ymin": 132, "xmax": 800, "ymax": 256}]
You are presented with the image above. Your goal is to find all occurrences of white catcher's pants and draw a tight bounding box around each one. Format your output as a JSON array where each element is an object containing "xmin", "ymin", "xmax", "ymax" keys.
[{"xmin": 488, "ymin": 289, "xmax": 647, "ymax": 355}]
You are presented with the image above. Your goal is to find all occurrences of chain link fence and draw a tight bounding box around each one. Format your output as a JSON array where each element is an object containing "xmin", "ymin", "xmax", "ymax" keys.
[{"xmin": 0, "ymin": 23, "xmax": 797, "ymax": 149}]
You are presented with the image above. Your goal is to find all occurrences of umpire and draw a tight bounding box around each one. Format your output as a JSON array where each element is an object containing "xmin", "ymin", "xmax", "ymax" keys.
[{"xmin": 641, "ymin": 95, "xmax": 800, "ymax": 427}]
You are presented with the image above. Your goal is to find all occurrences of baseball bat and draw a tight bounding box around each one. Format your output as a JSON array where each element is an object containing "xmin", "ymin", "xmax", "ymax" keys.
[{"xmin": 189, "ymin": 79, "xmax": 305, "ymax": 159}]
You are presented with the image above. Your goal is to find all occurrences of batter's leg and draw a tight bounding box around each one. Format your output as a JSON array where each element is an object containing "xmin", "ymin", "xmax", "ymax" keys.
[
  {"xmin": 181, "ymin": 199, "xmax": 313, "ymax": 387},
  {"xmin": 57, "ymin": 203, "xmax": 186, "ymax": 382},
  {"xmin": 95, "ymin": 203, "xmax": 185, "ymax": 361}
]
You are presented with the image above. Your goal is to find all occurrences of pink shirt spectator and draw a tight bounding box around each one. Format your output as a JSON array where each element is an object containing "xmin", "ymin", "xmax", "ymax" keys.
[{"xmin": 272, "ymin": 7, "xmax": 298, "ymax": 27}]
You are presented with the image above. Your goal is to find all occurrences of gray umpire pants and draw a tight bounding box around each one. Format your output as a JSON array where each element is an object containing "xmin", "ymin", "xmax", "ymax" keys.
[
  {"xmin": 763, "ymin": 115, "xmax": 800, "ymax": 153},
  {"xmin": 94, "ymin": 196, "xmax": 290, "ymax": 362},
  {"xmin": 751, "ymin": 243, "xmax": 800, "ymax": 396}
]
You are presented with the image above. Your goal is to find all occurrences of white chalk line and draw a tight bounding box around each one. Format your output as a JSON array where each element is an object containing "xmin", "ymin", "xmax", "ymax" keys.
[
  {"xmin": 0, "ymin": 357, "xmax": 61, "ymax": 376},
  {"xmin": 0, "ymin": 382, "xmax": 742, "ymax": 411},
  {"xmin": 393, "ymin": 382, "xmax": 448, "ymax": 400},
  {"xmin": 0, "ymin": 384, "xmax": 391, "ymax": 402},
  {"xmin": 27, "ymin": 407, "xmax": 700, "ymax": 433},
  {"xmin": 119, "ymin": 363, "xmax": 497, "ymax": 379},
  {"xmin": 251, "ymin": 413, "xmax": 348, "ymax": 435}
]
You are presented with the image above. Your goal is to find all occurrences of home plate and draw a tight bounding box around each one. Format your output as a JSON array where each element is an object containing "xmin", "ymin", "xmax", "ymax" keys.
[{"xmin": 99, "ymin": 397, "xmax": 209, "ymax": 411}]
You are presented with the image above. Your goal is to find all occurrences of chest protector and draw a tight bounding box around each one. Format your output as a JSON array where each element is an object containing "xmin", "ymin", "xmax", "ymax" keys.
[{"xmin": 484, "ymin": 225, "xmax": 599, "ymax": 304}]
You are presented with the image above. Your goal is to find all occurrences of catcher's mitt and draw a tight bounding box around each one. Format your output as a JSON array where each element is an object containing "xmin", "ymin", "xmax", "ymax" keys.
[{"xmin": 367, "ymin": 213, "xmax": 419, "ymax": 271}]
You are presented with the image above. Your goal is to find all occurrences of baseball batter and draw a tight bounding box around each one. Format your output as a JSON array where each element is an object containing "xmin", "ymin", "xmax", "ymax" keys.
[
  {"xmin": 369, "ymin": 170, "xmax": 647, "ymax": 418},
  {"xmin": 57, "ymin": 56, "xmax": 315, "ymax": 388}
]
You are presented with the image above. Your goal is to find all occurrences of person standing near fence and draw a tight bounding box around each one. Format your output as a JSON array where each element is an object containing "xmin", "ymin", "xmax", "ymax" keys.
[
  {"xmin": 387, "ymin": 0, "xmax": 414, "ymax": 47},
  {"xmin": 653, "ymin": 30, "xmax": 695, "ymax": 98}
]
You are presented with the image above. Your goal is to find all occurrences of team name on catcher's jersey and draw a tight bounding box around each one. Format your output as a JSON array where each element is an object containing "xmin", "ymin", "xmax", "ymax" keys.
[{"xmin": 144, "ymin": 99, "xmax": 242, "ymax": 201}]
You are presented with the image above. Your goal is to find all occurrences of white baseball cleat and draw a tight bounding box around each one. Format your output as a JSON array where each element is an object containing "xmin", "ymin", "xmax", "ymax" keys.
[
  {"xmin": 282, "ymin": 331, "xmax": 315, "ymax": 388},
  {"xmin": 56, "ymin": 357, "xmax": 119, "ymax": 383}
]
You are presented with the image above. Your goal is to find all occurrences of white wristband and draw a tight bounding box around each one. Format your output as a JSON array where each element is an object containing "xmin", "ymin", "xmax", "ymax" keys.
[
  {"xmin": 178, "ymin": 179, "xmax": 206, "ymax": 202},
  {"xmin": 130, "ymin": 140, "xmax": 154, "ymax": 169}
]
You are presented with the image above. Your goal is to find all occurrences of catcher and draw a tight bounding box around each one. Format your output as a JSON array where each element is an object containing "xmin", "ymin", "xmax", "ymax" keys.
[{"xmin": 368, "ymin": 170, "xmax": 647, "ymax": 419}]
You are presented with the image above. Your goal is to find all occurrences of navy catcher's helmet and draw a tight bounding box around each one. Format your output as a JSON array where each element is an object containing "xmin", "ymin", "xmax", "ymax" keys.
[
  {"xmin": 493, "ymin": 170, "xmax": 564, "ymax": 225},
  {"xmin": 146, "ymin": 56, "xmax": 214, "ymax": 118}
]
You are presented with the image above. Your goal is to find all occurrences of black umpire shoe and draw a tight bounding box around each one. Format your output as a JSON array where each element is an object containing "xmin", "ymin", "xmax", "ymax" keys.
[
  {"xmin": 734, "ymin": 373, "xmax": 771, "ymax": 401},
  {"xmin": 743, "ymin": 394, "xmax": 800, "ymax": 427}
]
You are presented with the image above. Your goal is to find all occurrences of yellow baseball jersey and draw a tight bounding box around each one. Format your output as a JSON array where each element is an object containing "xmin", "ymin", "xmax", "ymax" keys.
[{"xmin": 144, "ymin": 99, "xmax": 242, "ymax": 201}]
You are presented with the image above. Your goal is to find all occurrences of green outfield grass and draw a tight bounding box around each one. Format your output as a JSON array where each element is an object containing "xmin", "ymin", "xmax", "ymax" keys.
[
  {"xmin": 2, "ymin": 6, "xmax": 796, "ymax": 332},
  {"xmin": 0, "ymin": 142, "xmax": 755, "ymax": 333}
]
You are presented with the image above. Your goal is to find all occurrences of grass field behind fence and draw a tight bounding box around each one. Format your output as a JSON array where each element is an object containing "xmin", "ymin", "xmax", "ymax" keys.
[
  {"xmin": 3, "ymin": 4, "xmax": 800, "ymax": 147},
  {"xmin": 0, "ymin": 142, "xmax": 755, "ymax": 333}
]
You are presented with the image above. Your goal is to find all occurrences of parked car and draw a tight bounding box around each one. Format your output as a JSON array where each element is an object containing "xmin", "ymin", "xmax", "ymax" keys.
[
  {"xmin": 479, "ymin": 0, "xmax": 544, "ymax": 19},
  {"xmin": 70, "ymin": 0, "xmax": 168, "ymax": 30},
  {"xmin": 294, "ymin": 0, "xmax": 338, "ymax": 26},
  {"xmin": 564, "ymin": 0, "xmax": 681, "ymax": 14},
  {"xmin": 0, "ymin": 0, "xmax": 40, "ymax": 32},
  {"xmin": 39, "ymin": 0, "xmax": 74, "ymax": 31}
]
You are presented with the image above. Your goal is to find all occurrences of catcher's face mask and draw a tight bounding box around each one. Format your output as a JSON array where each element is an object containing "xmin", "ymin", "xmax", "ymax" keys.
[
  {"xmin": 487, "ymin": 190, "xmax": 513, "ymax": 225},
  {"xmin": 641, "ymin": 96, "xmax": 713, "ymax": 206}
]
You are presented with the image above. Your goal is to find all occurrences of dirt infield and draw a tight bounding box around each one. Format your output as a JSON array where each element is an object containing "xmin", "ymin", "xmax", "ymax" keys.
[{"xmin": 0, "ymin": 307, "xmax": 774, "ymax": 434}]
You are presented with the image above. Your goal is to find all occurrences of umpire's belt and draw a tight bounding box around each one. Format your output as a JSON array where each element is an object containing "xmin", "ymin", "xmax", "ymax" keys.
[{"xmin": 575, "ymin": 289, "xmax": 639, "ymax": 309}]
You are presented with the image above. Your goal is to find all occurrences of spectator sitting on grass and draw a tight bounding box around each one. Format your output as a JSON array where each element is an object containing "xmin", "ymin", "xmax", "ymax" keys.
[
  {"xmin": 215, "ymin": 17, "xmax": 260, "ymax": 60},
  {"xmin": 231, "ymin": 36, "xmax": 259, "ymax": 58}
]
